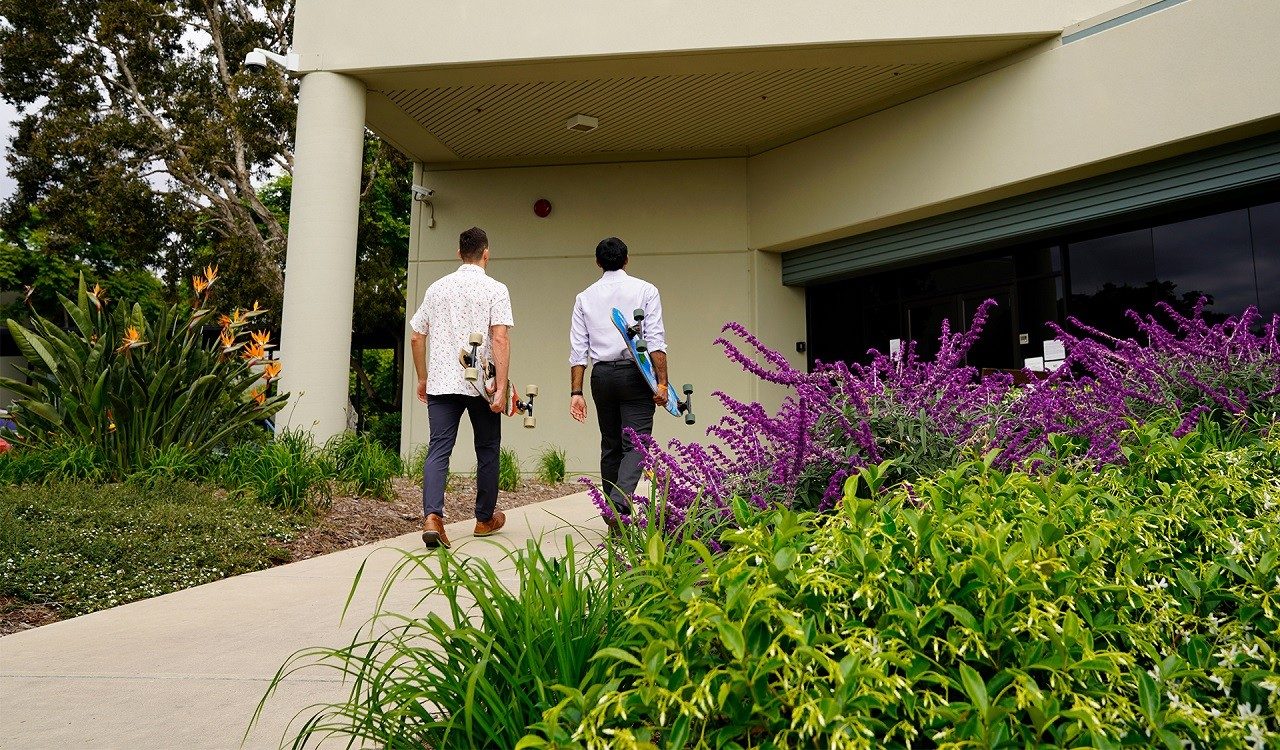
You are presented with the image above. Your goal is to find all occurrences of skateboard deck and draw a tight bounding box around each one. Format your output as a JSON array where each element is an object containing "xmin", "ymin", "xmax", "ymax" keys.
[
  {"xmin": 610, "ymin": 307, "xmax": 695, "ymax": 424},
  {"xmin": 459, "ymin": 338, "xmax": 537, "ymax": 428}
]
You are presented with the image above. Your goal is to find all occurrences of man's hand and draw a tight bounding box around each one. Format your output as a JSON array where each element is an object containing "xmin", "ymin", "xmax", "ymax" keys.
[
  {"xmin": 570, "ymin": 394, "xmax": 588, "ymax": 423},
  {"xmin": 489, "ymin": 391, "xmax": 505, "ymax": 413},
  {"xmin": 653, "ymin": 385, "xmax": 669, "ymax": 407},
  {"xmin": 416, "ymin": 379, "xmax": 428, "ymax": 404}
]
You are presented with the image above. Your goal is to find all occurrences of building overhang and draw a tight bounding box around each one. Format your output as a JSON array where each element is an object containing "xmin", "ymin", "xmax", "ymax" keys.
[{"xmin": 353, "ymin": 35, "xmax": 1056, "ymax": 168}]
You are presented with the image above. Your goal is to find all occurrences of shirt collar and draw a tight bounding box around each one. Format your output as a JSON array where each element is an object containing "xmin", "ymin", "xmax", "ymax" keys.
[
  {"xmin": 457, "ymin": 263, "xmax": 486, "ymax": 275},
  {"xmin": 601, "ymin": 270, "xmax": 628, "ymax": 280}
]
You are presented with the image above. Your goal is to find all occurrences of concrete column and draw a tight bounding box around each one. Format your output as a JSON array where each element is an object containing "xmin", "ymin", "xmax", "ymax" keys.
[{"xmin": 276, "ymin": 72, "xmax": 366, "ymax": 441}]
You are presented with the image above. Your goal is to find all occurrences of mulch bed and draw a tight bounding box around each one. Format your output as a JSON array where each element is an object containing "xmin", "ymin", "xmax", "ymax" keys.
[{"xmin": 0, "ymin": 476, "xmax": 579, "ymax": 636}]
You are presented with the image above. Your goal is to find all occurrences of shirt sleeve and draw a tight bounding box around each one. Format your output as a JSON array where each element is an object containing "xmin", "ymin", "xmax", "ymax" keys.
[
  {"xmin": 569, "ymin": 294, "xmax": 590, "ymax": 366},
  {"xmin": 409, "ymin": 292, "xmax": 430, "ymax": 335},
  {"xmin": 642, "ymin": 283, "xmax": 667, "ymax": 353},
  {"xmin": 490, "ymin": 284, "xmax": 515, "ymax": 328}
]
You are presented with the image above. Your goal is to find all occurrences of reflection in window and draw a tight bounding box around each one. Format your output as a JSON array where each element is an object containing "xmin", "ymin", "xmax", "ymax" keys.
[
  {"xmin": 1153, "ymin": 209, "xmax": 1257, "ymax": 316},
  {"xmin": 1251, "ymin": 202, "xmax": 1280, "ymax": 318},
  {"xmin": 1067, "ymin": 229, "xmax": 1157, "ymax": 335}
]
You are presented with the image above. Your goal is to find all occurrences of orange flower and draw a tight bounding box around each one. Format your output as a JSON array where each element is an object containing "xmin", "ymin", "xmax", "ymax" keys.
[
  {"xmin": 218, "ymin": 329, "xmax": 236, "ymax": 350},
  {"xmin": 218, "ymin": 314, "xmax": 232, "ymax": 329},
  {"xmin": 250, "ymin": 330, "xmax": 272, "ymax": 347},
  {"xmin": 88, "ymin": 283, "xmax": 106, "ymax": 310},
  {"xmin": 249, "ymin": 387, "xmax": 266, "ymax": 406},
  {"xmin": 203, "ymin": 264, "xmax": 219, "ymax": 284},
  {"xmin": 118, "ymin": 326, "xmax": 147, "ymax": 352},
  {"xmin": 262, "ymin": 361, "xmax": 281, "ymax": 381},
  {"xmin": 192, "ymin": 275, "xmax": 209, "ymax": 295},
  {"xmin": 230, "ymin": 309, "xmax": 245, "ymax": 326},
  {"xmin": 241, "ymin": 341, "xmax": 266, "ymax": 361}
]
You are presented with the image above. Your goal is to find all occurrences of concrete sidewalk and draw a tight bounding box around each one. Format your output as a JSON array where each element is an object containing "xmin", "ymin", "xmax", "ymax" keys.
[{"xmin": 0, "ymin": 491, "xmax": 604, "ymax": 750}]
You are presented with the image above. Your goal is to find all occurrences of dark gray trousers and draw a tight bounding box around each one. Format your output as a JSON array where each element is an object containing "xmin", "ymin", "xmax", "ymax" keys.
[
  {"xmin": 591, "ymin": 361, "xmax": 655, "ymax": 514},
  {"xmin": 422, "ymin": 394, "xmax": 500, "ymax": 522}
]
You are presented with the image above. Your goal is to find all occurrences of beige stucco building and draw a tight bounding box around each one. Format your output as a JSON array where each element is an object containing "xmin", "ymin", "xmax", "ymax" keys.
[{"xmin": 274, "ymin": 0, "xmax": 1280, "ymax": 473}]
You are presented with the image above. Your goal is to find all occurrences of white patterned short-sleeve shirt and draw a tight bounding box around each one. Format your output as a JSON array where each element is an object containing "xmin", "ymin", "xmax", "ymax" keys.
[{"xmin": 410, "ymin": 264, "xmax": 515, "ymax": 396}]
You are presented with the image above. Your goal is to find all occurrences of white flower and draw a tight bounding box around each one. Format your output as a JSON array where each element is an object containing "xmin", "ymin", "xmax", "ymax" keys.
[
  {"xmin": 1152, "ymin": 577, "xmax": 1169, "ymax": 590},
  {"xmin": 1209, "ymin": 674, "xmax": 1228, "ymax": 695},
  {"xmin": 1260, "ymin": 679, "xmax": 1279, "ymax": 694},
  {"xmin": 1227, "ymin": 536, "xmax": 1245, "ymax": 556},
  {"xmin": 1238, "ymin": 703, "xmax": 1262, "ymax": 720}
]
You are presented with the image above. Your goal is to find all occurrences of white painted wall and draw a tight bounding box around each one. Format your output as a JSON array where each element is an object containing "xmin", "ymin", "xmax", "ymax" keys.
[{"xmin": 747, "ymin": 0, "xmax": 1280, "ymax": 249}]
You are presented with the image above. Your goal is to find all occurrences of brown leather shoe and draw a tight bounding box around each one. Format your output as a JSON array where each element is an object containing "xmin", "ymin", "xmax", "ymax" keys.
[
  {"xmin": 474, "ymin": 510, "xmax": 506, "ymax": 537},
  {"xmin": 422, "ymin": 514, "xmax": 450, "ymax": 549}
]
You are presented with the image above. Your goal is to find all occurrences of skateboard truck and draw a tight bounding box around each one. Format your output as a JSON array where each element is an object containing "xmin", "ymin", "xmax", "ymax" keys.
[
  {"xmin": 463, "ymin": 333, "xmax": 483, "ymax": 382},
  {"xmin": 630, "ymin": 308, "xmax": 646, "ymax": 352},
  {"xmin": 680, "ymin": 383, "xmax": 695, "ymax": 425},
  {"xmin": 517, "ymin": 384, "xmax": 539, "ymax": 429}
]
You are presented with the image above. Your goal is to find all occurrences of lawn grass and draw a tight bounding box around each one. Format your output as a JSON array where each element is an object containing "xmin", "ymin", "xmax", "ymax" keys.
[{"xmin": 0, "ymin": 480, "xmax": 306, "ymax": 618}]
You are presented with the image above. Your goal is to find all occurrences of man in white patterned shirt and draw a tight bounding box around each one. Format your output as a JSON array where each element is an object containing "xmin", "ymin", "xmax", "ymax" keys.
[
  {"xmin": 569, "ymin": 237, "xmax": 669, "ymax": 527},
  {"xmin": 409, "ymin": 227, "xmax": 514, "ymax": 548}
]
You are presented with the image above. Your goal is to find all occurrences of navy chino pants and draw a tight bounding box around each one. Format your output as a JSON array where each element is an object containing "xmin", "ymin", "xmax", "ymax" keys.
[{"xmin": 422, "ymin": 394, "xmax": 500, "ymax": 522}]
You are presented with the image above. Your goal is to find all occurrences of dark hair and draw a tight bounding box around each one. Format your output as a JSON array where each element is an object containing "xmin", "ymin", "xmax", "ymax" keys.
[
  {"xmin": 459, "ymin": 227, "xmax": 488, "ymax": 260},
  {"xmin": 595, "ymin": 237, "xmax": 628, "ymax": 272}
]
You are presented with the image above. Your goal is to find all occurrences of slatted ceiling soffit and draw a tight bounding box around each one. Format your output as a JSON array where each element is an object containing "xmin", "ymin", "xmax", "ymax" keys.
[{"xmin": 383, "ymin": 62, "xmax": 970, "ymax": 160}]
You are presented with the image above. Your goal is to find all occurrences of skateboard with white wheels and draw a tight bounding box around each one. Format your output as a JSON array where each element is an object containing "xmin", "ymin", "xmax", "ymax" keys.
[
  {"xmin": 610, "ymin": 307, "xmax": 695, "ymax": 425},
  {"xmin": 459, "ymin": 334, "xmax": 538, "ymax": 428}
]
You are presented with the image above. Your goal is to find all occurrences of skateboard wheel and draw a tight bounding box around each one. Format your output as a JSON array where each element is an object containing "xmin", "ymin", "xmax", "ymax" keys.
[
  {"xmin": 468, "ymin": 332, "xmax": 484, "ymax": 346},
  {"xmin": 685, "ymin": 412, "xmax": 696, "ymax": 426},
  {"xmin": 636, "ymin": 341, "xmax": 647, "ymax": 352},
  {"xmin": 526, "ymin": 384, "xmax": 539, "ymax": 397},
  {"xmin": 464, "ymin": 367, "xmax": 479, "ymax": 382},
  {"xmin": 682, "ymin": 383, "xmax": 693, "ymax": 395},
  {"xmin": 523, "ymin": 416, "xmax": 536, "ymax": 429},
  {"xmin": 632, "ymin": 308, "xmax": 645, "ymax": 321}
]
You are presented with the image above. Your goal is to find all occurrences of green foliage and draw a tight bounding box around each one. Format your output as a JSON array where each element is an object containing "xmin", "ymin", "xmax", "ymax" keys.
[
  {"xmin": 0, "ymin": 481, "xmax": 299, "ymax": 617},
  {"xmin": 499, "ymin": 447, "xmax": 521, "ymax": 492},
  {"xmin": 0, "ymin": 441, "xmax": 106, "ymax": 485},
  {"xmin": 1, "ymin": 275, "xmax": 287, "ymax": 477},
  {"xmin": 536, "ymin": 445, "xmax": 567, "ymax": 485},
  {"xmin": 325, "ymin": 431, "xmax": 400, "ymax": 500},
  {"xmin": 402, "ymin": 443, "xmax": 429, "ymax": 479},
  {"xmin": 220, "ymin": 430, "xmax": 332, "ymax": 511},
  {"xmin": 258, "ymin": 537, "xmax": 625, "ymax": 750},
  {"xmin": 525, "ymin": 422, "xmax": 1280, "ymax": 748}
]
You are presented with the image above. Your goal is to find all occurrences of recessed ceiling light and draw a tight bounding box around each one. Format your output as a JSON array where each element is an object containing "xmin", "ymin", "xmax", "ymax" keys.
[{"xmin": 565, "ymin": 114, "xmax": 599, "ymax": 133}]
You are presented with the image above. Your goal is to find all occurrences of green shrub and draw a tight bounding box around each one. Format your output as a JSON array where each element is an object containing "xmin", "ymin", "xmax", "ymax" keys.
[
  {"xmin": 498, "ymin": 447, "xmax": 520, "ymax": 492},
  {"xmin": 259, "ymin": 536, "xmax": 626, "ymax": 749},
  {"xmin": 526, "ymin": 423, "xmax": 1280, "ymax": 749},
  {"xmin": 223, "ymin": 429, "xmax": 331, "ymax": 511},
  {"xmin": 535, "ymin": 445, "xmax": 567, "ymax": 485},
  {"xmin": 0, "ymin": 480, "xmax": 299, "ymax": 617},
  {"xmin": 326, "ymin": 431, "xmax": 399, "ymax": 500},
  {"xmin": 0, "ymin": 441, "xmax": 107, "ymax": 485},
  {"xmin": 127, "ymin": 444, "xmax": 209, "ymax": 487},
  {"xmin": 0, "ymin": 273, "xmax": 287, "ymax": 477},
  {"xmin": 402, "ymin": 443, "xmax": 428, "ymax": 478}
]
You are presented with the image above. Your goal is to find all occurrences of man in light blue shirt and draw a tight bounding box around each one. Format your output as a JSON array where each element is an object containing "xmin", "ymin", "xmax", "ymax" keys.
[{"xmin": 569, "ymin": 237, "xmax": 669, "ymax": 526}]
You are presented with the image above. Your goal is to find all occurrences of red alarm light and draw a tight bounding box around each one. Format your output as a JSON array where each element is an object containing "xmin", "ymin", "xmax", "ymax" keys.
[{"xmin": 533, "ymin": 198, "xmax": 552, "ymax": 218}]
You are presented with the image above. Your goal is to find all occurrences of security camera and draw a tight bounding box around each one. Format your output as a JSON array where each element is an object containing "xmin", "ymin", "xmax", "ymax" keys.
[
  {"xmin": 243, "ymin": 49, "xmax": 269, "ymax": 74},
  {"xmin": 411, "ymin": 185, "xmax": 435, "ymax": 201},
  {"xmin": 243, "ymin": 48, "xmax": 298, "ymax": 74}
]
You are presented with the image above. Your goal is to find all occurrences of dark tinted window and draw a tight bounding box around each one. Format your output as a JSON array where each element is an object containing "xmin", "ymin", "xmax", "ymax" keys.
[
  {"xmin": 1251, "ymin": 201, "xmax": 1280, "ymax": 318},
  {"xmin": 1068, "ymin": 229, "xmax": 1157, "ymax": 334},
  {"xmin": 1153, "ymin": 209, "xmax": 1257, "ymax": 315}
]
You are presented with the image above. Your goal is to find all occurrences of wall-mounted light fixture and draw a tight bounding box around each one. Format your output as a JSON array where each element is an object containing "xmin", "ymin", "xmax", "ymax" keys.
[
  {"xmin": 533, "ymin": 198, "xmax": 552, "ymax": 218},
  {"xmin": 565, "ymin": 114, "xmax": 599, "ymax": 133}
]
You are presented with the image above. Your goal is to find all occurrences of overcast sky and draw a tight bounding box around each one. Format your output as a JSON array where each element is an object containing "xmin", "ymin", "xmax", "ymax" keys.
[{"xmin": 0, "ymin": 98, "xmax": 17, "ymax": 202}]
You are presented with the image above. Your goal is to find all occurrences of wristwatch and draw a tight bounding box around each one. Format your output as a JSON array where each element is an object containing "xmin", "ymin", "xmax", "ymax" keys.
[{"xmin": 570, "ymin": 390, "xmax": 583, "ymax": 396}]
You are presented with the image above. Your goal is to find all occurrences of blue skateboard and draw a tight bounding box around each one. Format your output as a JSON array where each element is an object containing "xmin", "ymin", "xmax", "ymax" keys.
[{"xmin": 610, "ymin": 308, "xmax": 695, "ymax": 425}]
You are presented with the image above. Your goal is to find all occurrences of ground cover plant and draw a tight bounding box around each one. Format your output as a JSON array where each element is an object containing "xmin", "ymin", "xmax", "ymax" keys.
[
  {"xmin": 500, "ymin": 446, "xmax": 522, "ymax": 492},
  {"xmin": 0, "ymin": 272, "xmax": 287, "ymax": 477},
  {"xmin": 0, "ymin": 481, "xmax": 300, "ymax": 618}
]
